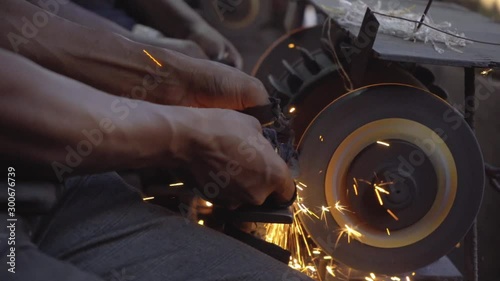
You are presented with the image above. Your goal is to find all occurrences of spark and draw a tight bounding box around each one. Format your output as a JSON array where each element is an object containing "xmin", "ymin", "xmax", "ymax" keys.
[
  {"xmin": 377, "ymin": 140, "xmax": 391, "ymax": 147},
  {"xmin": 334, "ymin": 201, "xmax": 351, "ymax": 215},
  {"xmin": 288, "ymin": 43, "xmax": 296, "ymax": 49},
  {"xmin": 375, "ymin": 189, "xmax": 384, "ymax": 205},
  {"xmin": 142, "ymin": 196, "xmax": 155, "ymax": 201},
  {"xmin": 323, "ymin": 256, "xmax": 332, "ymax": 260},
  {"xmin": 370, "ymin": 273, "xmax": 376, "ymax": 279},
  {"xmin": 387, "ymin": 209, "xmax": 400, "ymax": 221},
  {"xmin": 197, "ymin": 220, "xmax": 204, "ymax": 225},
  {"xmin": 326, "ymin": 265, "xmax": 336, "ymax": 277},
  {"xmin": 169, "ymin": 182, "xmax": 184, "ymax": 187},
  {"xmin": 377, "ymin": 181, "xmax": 395, "ymax": 186},
  {"xmin": 358, "ymin": 178, "xmax": 372, "ymax": 185},
  {"xmin": 481, "ymin": 68, "xmax": 493, "ymax": 76},
  {"xmin": 297, "ymin": 181, "xmax": 307, "ymax": 188},
  {"xmin": 289, "ymin": 106, "xmax": 296, "ymax": 113},
  {"xmin": 320, "ymin": 205, "xmax": 331, "ymax": 224},
  {"xmin": 143, "ymin": 49, "xmax": 162, "ymax": 67},
  {"xmin": 386, "ymin": 228, "xmax": 391, "ymax": 236},
  {"xmin": 391, "ymin": 277, "xmax": 401, "ymax": 281},
  {"xmin": 205, "ymin": 201, "xmax": 213, "ymax": 207},
  {"xmin": 319, "ymin": 135, "xmax": 324, "ymax": 142},
  {"xmin": 296, "ymin": 194, "xmax": 303, "ymax": 203},
  {"xmin": 412, "ymin": 272, "xmax": 416, "ymax": 276},
  {"xmin": 365, "ymin": 277, "xmax": 374, "ymax": 281},
  {"xmin": 374, "ymin": 184, "xmax": 390, "ymax": 194},
  {"xmin": 298, "ymin": 203, "xmax": 320, "ymax": 219},
  {"xmin": 296, "ymin": 184, "xmax": 304, "ymax": 191},
  {"xmin": 353, "ymin": 178, "xmax": 359, "ymax": 196},
  {"xmin": 305, "ymin": 265, "xmax": 316, "ymax": 272},
  {"xmin": 406, "ymin": 276, "xmax": 411, "ymax": 281},
  {"xmin": 338, "ymin": 224, "xmax": 363, "ymax": 245},
  {"xmin": 312, "ymin": 249, "xmax": 321, "ymax": 255}
]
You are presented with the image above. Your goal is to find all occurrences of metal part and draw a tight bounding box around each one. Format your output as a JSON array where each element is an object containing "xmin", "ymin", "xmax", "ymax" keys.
[
  {"xmin": 310, "ymin": 0, "xmax": 500, "ymax": 67},
  {"xmin": 349, "ymin": 8, "xmax": 379, "ymax": 88},
  {"xmin": 214, "ymin": 206, "xmax": 293, "ymax": 223},
  {"xmin": 485, "ymin": 163, "xmax": 500, "ymax": 192},
  {"xmin": 463, "ymin": 67, "xmax": 479, "ymax": 281},
  {"xmin": 415, "ymin": 0, "xmax": 434, "ymax": 32},
  {"xmin": 295, "ymin": 84, "xmax": 484, "ymax": 274},
  {"xmin": 252, "ymin": 17, "xmax": 486, "ymax": 276}
]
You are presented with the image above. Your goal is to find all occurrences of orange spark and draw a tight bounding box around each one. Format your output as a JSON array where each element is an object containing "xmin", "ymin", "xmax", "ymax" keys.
[
  {"xmin": 387, "ymin": 209, "xmax": 399, "ymax": 221},
  {"xmin": 353, "ymin": 178, "xmax": 359, "ymax": 196},
  {"xmin": 377, "ymin": 140, "xmax": 390, "ymax": 147},
  {"xmin": 143, "ymin": 49, "xmax": 163, "ymax": 67},
  {"xmin": 375, "ymin": 189, "xmax": 384, "ymax": 205},
  {"xmin": 374, "ymin": 184, "xmax": 390, "ymax": 194}
]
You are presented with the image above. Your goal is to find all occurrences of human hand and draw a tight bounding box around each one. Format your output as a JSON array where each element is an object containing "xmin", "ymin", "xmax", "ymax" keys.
[
  {"xmin": 132, "ymin": 34, "xmax": 209, "ymax": 59},
  {"xmin": 158, "ymin": 58, "xmax": 269, "ymax": 110},
  {"xmin": 187, "ymin": 23, "xmax": 243, "ymax": 69},
  {"xmin": 179, "ymin": 108, "xmax": 295, "ymax": 209}
]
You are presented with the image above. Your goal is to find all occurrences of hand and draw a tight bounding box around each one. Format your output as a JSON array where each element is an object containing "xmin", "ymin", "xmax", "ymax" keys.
[
  {"xmin": 181, "ymin": 108, "xmax": 295, "ymax": 209},
  {"xmin": 158, "ymin": 58, "xmax": 269, "ymax": 110},
  {"xmin": 187, "ymin": 23, "xmax": 243, "ymax": 69},
  {"xmin": 132, "ymin": 34, "xmax": 209, "ymax": 59}
]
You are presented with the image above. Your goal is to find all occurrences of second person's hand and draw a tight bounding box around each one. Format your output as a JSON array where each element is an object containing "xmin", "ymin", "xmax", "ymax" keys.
[{"xmin": 171, "ymin": 107, "xmax": 295, "ymax": 210}]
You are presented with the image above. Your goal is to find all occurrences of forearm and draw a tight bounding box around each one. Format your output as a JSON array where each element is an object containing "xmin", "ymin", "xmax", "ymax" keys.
[
  {"xmin": 26, "ymin": 0, "xmax": 133, "ymax": 37},
  {"xmin": 0, "ymin": 0, "xmax": 190, "ymax": 102},
  {"xmin": 0, "ymin": 49, "xmax": 192, "ymax": 181},
  {"xmin": 125, "ymin": 0, "xmax": 207, "ymax": 38}
]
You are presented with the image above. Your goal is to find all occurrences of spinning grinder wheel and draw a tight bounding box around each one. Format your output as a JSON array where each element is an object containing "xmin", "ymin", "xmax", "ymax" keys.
[{"xmin": 253, "ymin": 27, "xmax": 484, "ymax": 274}]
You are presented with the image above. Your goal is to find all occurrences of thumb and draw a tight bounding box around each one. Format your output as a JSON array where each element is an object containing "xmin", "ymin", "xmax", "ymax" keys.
[{"xmin": 271, "ymin": 175, "xmax": 296, "ymax": 207}]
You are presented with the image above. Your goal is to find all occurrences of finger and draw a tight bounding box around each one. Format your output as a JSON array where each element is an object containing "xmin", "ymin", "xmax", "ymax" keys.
[
  {"xmin": 269, "ymin": 159, "xmax": 296, "ymax": 205},
  {"xmin": 226, "ymin": 42, "xmax": 243, "ymax": 70},
  {"xmin": 214, "ymin": 41, "xmax": 227, "ymax": 61},
  {"xmin": 241, "ymin": 78, "xmax": 270, "ymax": 109}
]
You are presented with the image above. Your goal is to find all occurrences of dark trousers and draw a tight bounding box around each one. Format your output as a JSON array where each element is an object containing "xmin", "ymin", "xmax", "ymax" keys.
[{"xmin": 0, "ymin": 172, "xmax": 312, "ymax": 281}]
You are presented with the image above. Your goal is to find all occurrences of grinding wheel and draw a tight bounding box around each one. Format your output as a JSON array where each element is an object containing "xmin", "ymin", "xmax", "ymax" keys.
[{"xmin": 296, "ymin": 84, "xmax": 484, "ymax": 274}]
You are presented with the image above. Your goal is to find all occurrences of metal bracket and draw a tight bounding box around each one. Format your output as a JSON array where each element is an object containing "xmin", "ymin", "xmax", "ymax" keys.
[{"xmin": 349, "ymin": 8, "xmax": 379, "ymax": 88}]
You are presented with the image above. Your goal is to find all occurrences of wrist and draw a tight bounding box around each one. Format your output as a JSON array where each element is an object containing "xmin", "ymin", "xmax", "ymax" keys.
[{"xmin": 137, "ymin": 104, "xmax": 199, "ymax": 169}]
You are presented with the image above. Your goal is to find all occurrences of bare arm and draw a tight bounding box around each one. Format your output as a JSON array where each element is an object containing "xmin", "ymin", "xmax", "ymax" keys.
[
  {"xmin": 0, "ymin": 49, "xmax": 294, "ymax": 205},
  {"xmin": 1, "ymin": 0, "xmax": 186, "ymax": 102},
  {"xmin": 1, "ymin": 0, "xmax": 259, "ymax": 109},
  {"xmin": 125, "ymin": 0, "xmax": 243, "ymax": 67},
  {"xmin": 26, "ymin": 0, "xmax": 133, "ymax": 37},
  {"xmin": 0, "ymin": 48, "xmax": 188, "ymax": 180},
  {"xmin": 25, "ymin": 0, "xmax": 208, "ymax": 58}
]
